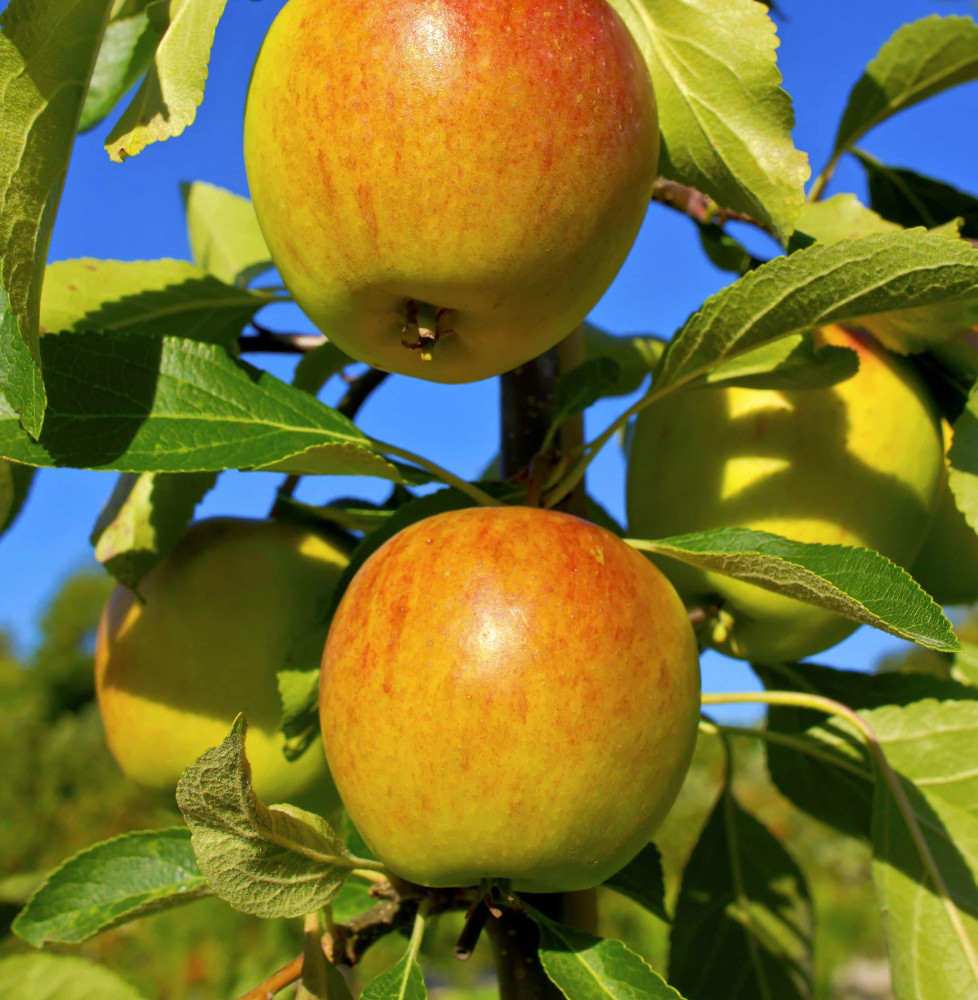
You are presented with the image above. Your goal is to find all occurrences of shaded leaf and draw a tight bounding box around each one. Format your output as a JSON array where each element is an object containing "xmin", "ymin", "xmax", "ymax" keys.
[
  {"xmin": 756, "ymin": 661, "xmax": 977, "ymax": 840},
  {"xmin": 947, "ymin": 386, "xmax": 978, "ymax": 540},
  {"xmin": 669, "ymin": 791, "xmax": 812, "ymax": 1000},
  {"xmin": 105, "ymin": 0, "xmax": 229, "ymax": 162},
  {"xmin": 176, "ymin": 716, "xmax": 357, "ymax": 918},
  {"xmin": 696, "ymin": 222, "xmax": 756, "ymax": 276},
  {"xmin": 80, "ymin": 0, "xmax": 162, "ymax": 132},
  {"xmin": 278, "ymin": 667, "xmax": 321, "ymax": 762},
  {"xmin": 610, "ymin": 0, "xmax": 809, "ymax": 242},
  {"xmin": 582, "ymin": 322, "xmax": 666, "ymax": 396},
  {"xmin": 553, "ymin": 357, "xmax": 621, "ymax": 423},
  {"xmin": 0, "ymin": 332, "xmax": 404, "ymax": 481},
  {"xmin": 833, "ymin": 15, "xmax": 978, "ymax": 157},
  {"xmin": 181, "ymin": 182, "xmax": 272, "ymax": 287},
  {"xmin": 293, "ymin": 342, "xmax": 355, "ymax": 395},
  {"xmin": 856, "ymin": 150, "xmax": 978, "ymax": 240},
  {"xmin": 0, "ymin": 0, "xmax": 114, "ymax": 434},
  {"xmin": 602, "ymin": 843, "xmax": 668, "ymax": 922},
  {"xmin": 657, "ymin": 231, "xmax": 978, "ymax": 389},
  {"xmin": 12, "ymin": 828, "xmax": 209, "ymax": 946},
  {"xmin": 0, "ymin": 458, "xmax": 33, "ymax": 535},
  {"xmin": 636, "ymin": 527, "xmax": 959, "ymax": 650},
  {"xmin": 702, "ymin": 331, "xmax": 859, "ymax": 391},
  {"xmin": 90, "ymin": 471, "xmax": 217, "ymax": 590},
  {"xmin": 41, "ymin": 258, "xmax": 269, "ymax": 349}
]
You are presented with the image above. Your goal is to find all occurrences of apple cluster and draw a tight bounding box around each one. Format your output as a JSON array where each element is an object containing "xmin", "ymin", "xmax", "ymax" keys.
[{"xmin": 92, "ymin": 0, "xmax": 971, "ymax": 897}]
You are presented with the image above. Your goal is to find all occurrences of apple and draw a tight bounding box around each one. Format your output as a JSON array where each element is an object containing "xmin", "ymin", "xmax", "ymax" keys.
[
  {"xmin": 627, "ymin": 325, "xmax": 945, "ymax": 663},
  {"xmin": 96, "ymin": 518, "xmax": 351, "ymax": 803},
  {"xmin": 243, "ymin": 0, "xmax": 658, "ymax": 383},
  {"xmin": 911, "ymin": 420, "xmax": 978, "ymax": 606},
  {"xmin": 320, "ymin": 506, "xmax": 700, "ymax": 892}
]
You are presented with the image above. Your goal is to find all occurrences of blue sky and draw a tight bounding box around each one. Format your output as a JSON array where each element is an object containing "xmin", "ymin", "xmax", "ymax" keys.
[{"xmin": 2, "ymin": 0, "xmax": 976, "ymax": 706}]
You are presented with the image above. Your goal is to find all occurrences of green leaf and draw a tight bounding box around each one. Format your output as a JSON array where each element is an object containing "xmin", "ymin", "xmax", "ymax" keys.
[
  {"xmin": 0, "ymin": 954, "xmax": 146, "ymax": 1000},
  {"xmin": 669, "ymin": 790, "xmax": 812, "ymax": 1000},
  {"xmin": 90, "ymin": 471, "xmax": 217, "ymax": 590},
  {"xmin": 11, "ymin": 828, "xmax": 209, "ymax": 946},
  {"xmin": 41, "ymin": 258, "xmax": 269, "ymax": 349},
  {"xmin": 176, "ymin": 716, "xmax": 356, "ymax": 918},
  {"xmin": 602, "ymin": 843, "xmax": 668, "ymax": 922},
  {"xmin": 181, "ymin": 182, "xmax": 273, "ymax": 287},
  {"xmin": 0, "ymin": 458, "xmax": 33, "ymax": 536},
  {"xmin": 80, "ymin": 0, "xmax": 163, "ymax": 133},
  {"xmin": 105, "ymin": 0, "xmax": 229, "ymax": 162},
  {"xmin": 359, "ymin": 951, "xmax": 427, "ymax": 1000},
  {"xmin": 856, "ymin": 150, "xmax": 978, "ymax": 240},
  {"xmin": 278, "ymin": 667, "xmax": 322, "ymax": 762},
  {"xmin": 610, "ymin": 0, "xmax": 809, "ymax": 242},
  {"xmin": 528, "ymin": 905, "xmax": 683, "ymax": 999},
  {"xmin": 833, "ymin": 15, "xmax": 978, "ymax": 158},
  {"xmin": 865, "ymin": 699, "xmax": 978, "ymax": 997},
  {"xmin": 293, "ymin": 341, "xmax": 355, "ymax": 395},
  {"xmin": 702, "ymin": 331, "xmax": 859, "ymax": 391},
  {"xmin": 657, "ymin": 231, "xmax": 978, "ymax": 390},
  {"xmin": 0, "ymin": 332, "xmax": 405, "ymax": 481},
  {"xmin": 0, "ymin": 0, "xmax": 114, "ymax": 435},
  {"xmin": 756, "ymin": 661, "xmax": 978, "ymax": 840},
  {"xmin": 636, "ymin": 527, "xmax": 959, "ymax": 650},
  {"xmin": 582, "ymin": 322, "xmax": 666, "ymax": 396},
  {"xmin": 787, "ymin": 193, "xmax": 901, "ymax": 252}
]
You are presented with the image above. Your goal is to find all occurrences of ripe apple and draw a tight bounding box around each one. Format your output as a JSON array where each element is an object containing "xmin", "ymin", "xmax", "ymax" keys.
[
  {"xmin": 911, "ymin": 420, "xmax": 978, "ymax": 606},
  {"xmin": 243, "ymin": 0, "xmax": 658, "ymax": 383},
  {"xmin": 320, "ymin": 506, "xmax": 700, "ymax": 892},
  {"xmin": 627, "ymin": 325, "xmax": 945, "ymax": 663},
  {"xmin": 96, "ymin": 518, "xmax": 351, "ymax": 804}
]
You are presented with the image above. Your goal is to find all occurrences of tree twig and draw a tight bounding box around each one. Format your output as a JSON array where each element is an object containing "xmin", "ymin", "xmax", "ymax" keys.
[
  {"xmin": 239, "ymin": 320, "xmax": 327, "ymax": 355},
  {"xmin": 651, "ymin": 177, "xmax": 778, "ymax": 239}
]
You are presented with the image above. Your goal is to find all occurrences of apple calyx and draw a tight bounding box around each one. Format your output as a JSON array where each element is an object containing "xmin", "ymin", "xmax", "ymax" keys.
[{"xmin": 401, "ymin": 299, "xmax": 456, "ymax": 361}]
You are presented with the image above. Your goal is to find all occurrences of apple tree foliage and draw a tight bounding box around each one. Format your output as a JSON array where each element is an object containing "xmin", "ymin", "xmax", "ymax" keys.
[{"xmin": 2, "ymin": 1, "xmax": 978, "ymax": 998}]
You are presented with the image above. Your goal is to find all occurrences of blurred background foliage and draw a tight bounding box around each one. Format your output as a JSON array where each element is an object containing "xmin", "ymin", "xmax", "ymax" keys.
[{"xmin": 0, "ymin": 567, "xmax": 900, "ymax": 999}]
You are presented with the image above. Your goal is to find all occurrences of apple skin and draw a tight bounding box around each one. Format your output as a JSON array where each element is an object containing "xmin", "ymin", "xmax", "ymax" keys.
[
  {"xmin": 627, "ymin": 325, "xmax": 945, "ymax": 663},
  {"xmin": 320, "ymin": 506, "xmax": 700, "ymax": 892},
  {"xmin": 243, "ymin": 0, "xmax": 658, "ymax": 383},
  {"xmin": 96, "ymin": 518, "xmax": 350, "ymax": 804},
  {"xmin": 912, "ymin": 421, "xmax": 978, "ymax": 606}
]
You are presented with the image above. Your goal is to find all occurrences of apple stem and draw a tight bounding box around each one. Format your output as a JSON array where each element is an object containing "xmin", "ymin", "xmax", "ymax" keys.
[{"xmin": 400, "ymin": 299, "xmax": 455, "ymax": 360}]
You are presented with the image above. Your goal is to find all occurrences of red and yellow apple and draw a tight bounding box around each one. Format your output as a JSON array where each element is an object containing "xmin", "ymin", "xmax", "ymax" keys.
[
  {"xmin": 243, "ymin": 0, "xmax": 658, "ymax": 383},
  {"xmin": 320, "ymin": 506, "xmax": 700, "ymax": 892},
  {"xmin": 627, "ymin": 325, "xmax": 945, "ymax": 663},
  {"xmin": 96, "ymin": 518, "xmax": 350, "ymax": 803}
]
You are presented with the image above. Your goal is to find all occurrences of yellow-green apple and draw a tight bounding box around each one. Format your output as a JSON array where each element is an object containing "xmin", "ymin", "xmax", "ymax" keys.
[
  {"xmin": 627, "ymin": 325, "xmax": 945, "ymax": 663},
  {"xmin": 320, "ymin": 506, "xmax": 700, "ymax": 892},
  {"xmin": 243, "ymin": 0, "xmax": 658, "ymax": 383},
  {"xmin": 912, "ymin": 420, "xmax": 978, "ymax": 605},
  {"xmin": 96, "ymin": 518, "xmax": 350, "ymax": 803}
]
